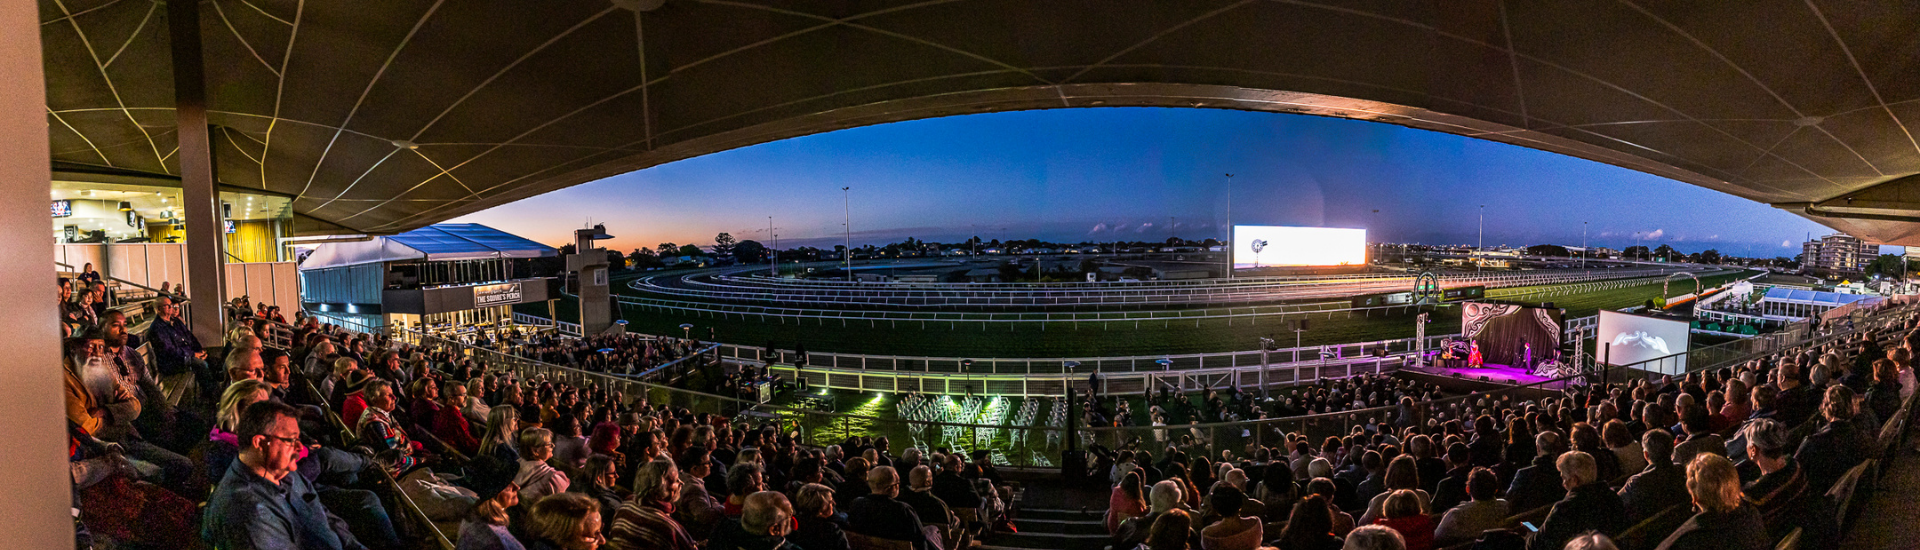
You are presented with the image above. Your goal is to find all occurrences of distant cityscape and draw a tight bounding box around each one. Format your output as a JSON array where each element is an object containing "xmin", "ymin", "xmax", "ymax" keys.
[{"xmin": 591, "ymin": 230, "xmax": 1911, "ymax": 279}]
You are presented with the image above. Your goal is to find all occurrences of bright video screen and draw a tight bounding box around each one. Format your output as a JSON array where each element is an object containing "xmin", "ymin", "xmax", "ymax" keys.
[
  {"xmin": 1597, "ymin": 310, "xmax": 1690, "ymax": 374},
  {"xmin": 1232, "ymin": 226, "xmax": 1366, "ymax": 268}
]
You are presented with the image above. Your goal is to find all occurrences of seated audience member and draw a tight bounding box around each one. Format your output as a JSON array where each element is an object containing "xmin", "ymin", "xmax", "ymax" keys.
[
  {"xmin": 789, "ymin": 483, "xmax": 851, "ymax": 550},
  {"xmin": 524, "ymin": 492, "xmax": 605, "ymax": 550},
  {"xmin": 724, "ymin": 462, "xmax": 767, "ymax": 518},
  {"xmin": 1429, "ymin": 443, "xmax": 1474, "ymax": 514},
  {"xmin": 1371, "ymin": 489, "xmax": 1433, "ymax": 550},
  {"xmin": 1505, "ymin": 432, "xmax": 1568, "ymax": 513},
  {"xmin": 574, "ymin": 455, "xmax": 625, "ymax": 535},
  {"xmin": 1617, "ymin": 429, "xmax": 1687, "ymax": 524},
  {"xmin": 1342, "ymin": 524, "xmax": 1407, "ymax": 550},
  {"xmin": 1108, "ymin": 471, "xmax": 1149, "ymax": 533},
  {"xmin": 1144, "ymin": 508, "xmax": 1194, "ymax": 550},
  {"xmin": 434, "ymin": 382, "xmax": 483, "ymax": 456},
  {"xmin": 1564, "ymin": 533, "xmax": 1620, "ymax": 550},
  {"xmin": 1794, "ymin": 385, "xmax": 1873, "ymax": 491},
  {"xmin": 1275, "ymin": 494, "xmax": 1344, "ymax": 550},
  {"xmin": 1603, "ymin": 420, "xmax": 1647, "ymax": 479},
  {"xmin": 1116, "ymin": 480, "xmax": 1184, "ymax": 549},
  {"xmin": 1358, "ymin": 456, "xmax": 1429, "ymax": 526},
  {"xmin": 205, "ymin": 379, "xmax": 277, "ymax": 480},
  {"xmin": 515, "ymin": 428, "xmax": 571, "ymax": 505},
  {"xmin": 459, "ymin": 456, "xmax": 527, "ymax": 550},
  {"xmin": 708, "ymin": 491, "xmax": 799, "ymax": 550},
  {"xmin": 1671, "ymin": 405, "xmax": 1726, "ymax": 467},
  {"xmin": 897, "ymin": 465, "xmax": 956, "ymax": 528},
  {"xmin": 933, "ymin": 454, "xmax": 983, "ymax": 509},
  {"xmin": 203, "ymin": 401, "xmax": 363, "ymax": 550},
  {"xmin": 1529, "ymin": 451, "xmax": 1626, "ymax": 550},
  {"xmin": 674, "ymin": 446, "xmax": 726, "ymax": 539},
  {"xmin": 146, "ymin": 297, "xmax": 217, "ymax": 401},
  {"xmin": 607, "ymin": 456, "xmax": 699, "ymax": 550},
  {"xmin": 1307, "ymin": 476, "xmax": 1357, "ymax": 536},
  {"xmin": 1737, "ymin": 419, "xmax": 1804, "ymax": 531},
  {"xmin": 1434, "ymin": 468, "xmax": 1509, "ymax": 545},
  {"xmin": 1198, "ymin": 485, "xmax": 1261, "ymax": 550},
  {"xmin": 480, "ymin": 405, "xmax": 521, "ymax": 464},
  {"xmin": 355, "ymin": 379, "xmax": 419, "ymax": 475},
  {"xmin": 846, "ymin": 466, "xmax": 932, "ymax": 550},
  {"xmin": 1653, "ymin": 455, "xmax": 1769, "ymax": 550}
]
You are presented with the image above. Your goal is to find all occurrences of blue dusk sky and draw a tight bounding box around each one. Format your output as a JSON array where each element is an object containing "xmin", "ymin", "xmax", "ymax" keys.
[{"xmin": 452, "ymin": 107, "xmax": 1874, "ymax": 259}]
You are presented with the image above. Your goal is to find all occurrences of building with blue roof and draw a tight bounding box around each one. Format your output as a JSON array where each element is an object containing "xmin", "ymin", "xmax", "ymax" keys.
[
  {"xmin": 1757, "ymin": 286, "xmax": 1880, "ymax": 320},
  {"xmin": 298, "ymin": 224, "xmax": 559, "ymax": 332}
]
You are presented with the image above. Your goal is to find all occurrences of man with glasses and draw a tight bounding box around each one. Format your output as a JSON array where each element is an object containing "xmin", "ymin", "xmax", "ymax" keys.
[
  {"xmin": 205, "ymin": 400, "xmax": 365, "ymax": 550},
  {"xmin": 147, "ymin": 296, "xmax": 218, "ymax": 403}
]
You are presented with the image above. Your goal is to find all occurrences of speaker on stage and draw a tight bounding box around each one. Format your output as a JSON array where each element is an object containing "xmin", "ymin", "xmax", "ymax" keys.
[{"xmin": 1297, "ymin": 319, "xmax": 1310, "ymax": 331}]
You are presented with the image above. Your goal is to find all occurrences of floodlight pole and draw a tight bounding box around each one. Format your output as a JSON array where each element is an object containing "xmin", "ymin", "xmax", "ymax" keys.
[
  {"xmin": 843, "ymin": 186, "xmax": 852, "ymax": 282},
  {"xmin": 1581, "ymin": 221, "xmax": 1587, "ymax": 269},
  {"xmin": 1477, "ymin": 204, "xmax": 1485, "ymax": 273},
  {"xmin": 769, "ymin": 216, "xmax": 777, "ymax": 277},
  {"xmin": 1225, "ymin": 173, "xmax": 1233, "ymax": 281}
]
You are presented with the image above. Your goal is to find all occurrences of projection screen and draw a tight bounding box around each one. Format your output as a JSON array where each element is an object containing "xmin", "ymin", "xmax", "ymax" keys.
[
  {"xmin": 1597, "ymin": 310, "xmax": 1691, "ymax": 375},
  {"xmin": 1232, "ymin": 226, "xmax": 1367, "ymax": 269}
]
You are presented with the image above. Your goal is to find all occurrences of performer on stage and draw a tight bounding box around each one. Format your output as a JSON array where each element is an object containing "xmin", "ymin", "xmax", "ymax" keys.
[
  {"xmin": 1523, "ymin": 342, "xmax": 1533, "ymax": 369},
  {"xmin": 1467, "ymin": 341, "xmax": 1484, "ymax": 368}
]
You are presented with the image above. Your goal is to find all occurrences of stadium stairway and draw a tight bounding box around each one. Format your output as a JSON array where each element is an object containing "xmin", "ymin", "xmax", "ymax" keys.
[{"xmin": 980, "ymin": 507, "xmax": 1110, "ymax": 550}]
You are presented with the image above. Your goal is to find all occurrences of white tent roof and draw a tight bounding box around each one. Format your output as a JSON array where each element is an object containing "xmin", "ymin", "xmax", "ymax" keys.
[{"xmin": 299, "ymin": 224, "xmax": 556, "ymax": 271}]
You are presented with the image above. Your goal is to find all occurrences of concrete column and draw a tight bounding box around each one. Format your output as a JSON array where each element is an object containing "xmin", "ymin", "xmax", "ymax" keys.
[
  {"xmin": 0, "ymin": 1, "xmax": 79, "ymax": 547},
  {"xmin": 169, "ymin": 0, "xmax": 227, "ymax": 345}
]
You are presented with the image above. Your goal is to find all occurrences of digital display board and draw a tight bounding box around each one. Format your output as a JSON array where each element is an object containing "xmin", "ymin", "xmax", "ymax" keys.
[
  {"xmin": 51, "ymin": 200, "xmax": 71, "ymax": 218},
  {"xmin": 1233, "ymin": 226, "xmax": 1366, "ymax": 269}
]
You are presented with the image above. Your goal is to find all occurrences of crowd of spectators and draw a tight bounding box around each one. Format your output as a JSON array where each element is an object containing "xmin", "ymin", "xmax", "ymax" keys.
[
  {"xmin": 60, "ymin": 281, "xmax": 1012, "ymax": 550},
  {"xmin": 1086, "ymin": 307, "xmax": 1916, "ymax": 550}
]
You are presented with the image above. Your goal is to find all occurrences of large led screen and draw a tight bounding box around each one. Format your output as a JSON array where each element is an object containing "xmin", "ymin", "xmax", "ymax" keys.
[
  {"xmin": 1597, "ymin": 310, "xmax": 1690, "ymax": 375},
  {"xmin": 1232, "ymin": 226, "xmax": 1366, "ymax": 269}
]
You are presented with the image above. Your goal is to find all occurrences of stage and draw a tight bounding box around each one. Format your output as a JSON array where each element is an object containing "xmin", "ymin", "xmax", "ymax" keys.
[{"xmin": 1400, "ymin": 362, "xmax": 1577, "ymax": 392}]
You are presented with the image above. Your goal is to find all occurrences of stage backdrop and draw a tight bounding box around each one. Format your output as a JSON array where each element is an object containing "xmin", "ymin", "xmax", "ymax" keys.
[{"xmin": 1461, "ymin": 302, "xmax": 1564, "ymax": 367}]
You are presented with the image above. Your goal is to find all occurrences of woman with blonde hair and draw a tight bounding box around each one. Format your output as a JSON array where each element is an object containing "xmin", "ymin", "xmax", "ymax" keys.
[
  {"xmin": 479, "ymin": 405, "xmax": 520, "ymax": 463},
  {"xmin": 1653, "ymin": 455, "xmax": 1768, "ymax": 550},
  {"xmin": 525, "ymin": 492, "xmax": 605, "ymax": 550},
  {"xmin": 205, "ymin": 378, "xmax": 277, "ymax": 480}
]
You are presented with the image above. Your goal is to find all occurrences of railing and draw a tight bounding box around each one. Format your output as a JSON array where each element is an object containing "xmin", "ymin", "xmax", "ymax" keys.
[
  {"xmin": 510, "ymin": 312, "xmax": 582, "ymax": 336},
  {"xmin": 508, "ymin": 311, "xmax": 1599, "ymax": 395},
  {"xmin": 631, "ymin": 265, "xmax": 1714, "ymax": 310}
]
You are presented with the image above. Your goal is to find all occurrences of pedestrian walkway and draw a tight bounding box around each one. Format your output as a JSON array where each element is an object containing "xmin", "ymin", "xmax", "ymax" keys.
[{"xmin": 1838, "ymin": 445, "xmax": 1920, "ymax": 549}]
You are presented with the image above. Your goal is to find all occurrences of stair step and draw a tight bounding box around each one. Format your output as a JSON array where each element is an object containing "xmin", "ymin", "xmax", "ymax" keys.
[
  {"xmin": 1010, "ymin": 518, "xmax": 1108, "ymax": 535},
  {"xmin": 1015, "ymin": 507, "xmax": 1104, "ymax": 521},
  {"xmin": 982, "ymin": 531, "xmax": 1112, "ymax": 550}
]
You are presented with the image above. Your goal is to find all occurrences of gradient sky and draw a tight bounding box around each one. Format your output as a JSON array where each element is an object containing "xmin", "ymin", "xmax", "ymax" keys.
[{"xmin": 452, "ymin": 107, "xmax": 1864, "ymax": 259}]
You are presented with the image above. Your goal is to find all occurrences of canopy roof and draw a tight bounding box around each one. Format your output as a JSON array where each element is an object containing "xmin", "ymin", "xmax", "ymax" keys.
[
  {"xmin": 37, "ymin": 1, "xmax": 1920, "ymax": 242},
  {"xmin": 1759, "ymin": 286, "xmax": 1876, "ymax": 307},
  {"xmin": 300, "ymin": 223, "xmax": 555, "ymax": 271}
]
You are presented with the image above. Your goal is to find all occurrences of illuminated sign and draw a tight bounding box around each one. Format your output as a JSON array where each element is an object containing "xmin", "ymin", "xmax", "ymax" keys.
[{"xmin": 474, "ymin": 282, "xmax": 524, "ymax": 306}]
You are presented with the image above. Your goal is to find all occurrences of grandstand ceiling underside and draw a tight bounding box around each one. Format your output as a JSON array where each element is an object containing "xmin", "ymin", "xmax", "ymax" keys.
[{"xmin": 37, "ymin": 0, "xmax": 1920, "ymax": 242}]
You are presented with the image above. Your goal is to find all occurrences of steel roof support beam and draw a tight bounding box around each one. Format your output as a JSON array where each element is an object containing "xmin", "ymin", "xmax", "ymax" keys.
[{"xmin": 170, "ymin": 0, "xmax": 229, "ymax": 345}]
